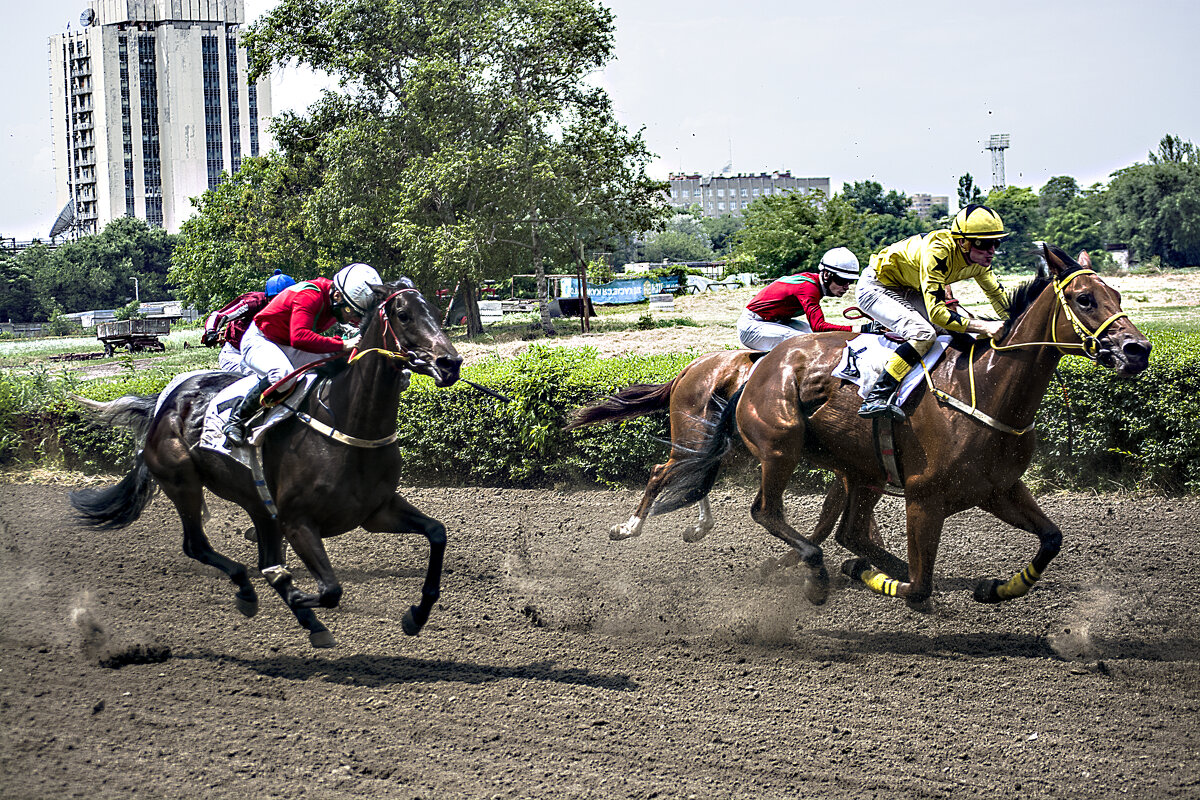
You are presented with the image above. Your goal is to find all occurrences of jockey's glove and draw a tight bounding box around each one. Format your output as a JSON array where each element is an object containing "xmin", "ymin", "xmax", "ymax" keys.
[
  {"xmin": 342, "ymin": 334, "xmax": 362, "ymax": 351},
  {"xmin": 859, "ymin": 320, "xmax": 886, "ymax": 335},
  {"xmin": 966, "ymin": 318, "xmax": 1005, "ymax": 339}
]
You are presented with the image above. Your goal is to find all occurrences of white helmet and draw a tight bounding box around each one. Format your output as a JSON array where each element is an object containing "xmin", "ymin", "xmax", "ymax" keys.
[
  {"xmin": 819, "ymin": 247, "xmax": 860, "ymax": 280},
  {"xmin": 332, "ymin": 262, "xmax": 382, "ymax": 317}
]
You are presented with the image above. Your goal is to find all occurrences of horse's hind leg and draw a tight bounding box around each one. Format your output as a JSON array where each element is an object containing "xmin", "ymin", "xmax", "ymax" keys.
[
  {"xmin": 769, "ymin": 478, "xmax": 888, "ymax": 574},
  {"xmin": 836, "ymin": 484, "xmax": 909, "ymax": 579},
  {"xmin": 610, "ymin": 461, "xmax": 669, "ymax": 540},
  {"xmin": 160, "ymin": 482, "xmax": 258, "ymax": 617},
  {"xmin": 749, "ymin": 452, "xmax": 828, "ymax": 605},
  {"xmin": 363, "ymin": 494, "xmax": 448, "ymax": 636},
  {"xmin": 973, "ymin": 480, "xmax": 1062, "ymax": 604},
  {"xmin": 248, "ymin": 510, "xmax": 334, "ymax": 648}
]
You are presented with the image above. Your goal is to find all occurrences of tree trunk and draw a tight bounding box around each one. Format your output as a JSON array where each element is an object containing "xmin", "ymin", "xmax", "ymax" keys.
[
  {"xmin": 532, "ymin": 210, "xmax": 555, "ymax": 336},
  {"xmin": 575, "ymin": 241, "xmax": 591, "ymax": 334},
  {"xmin": 462, "ymin": 277, "xmax": 483, "ymax": 338}
]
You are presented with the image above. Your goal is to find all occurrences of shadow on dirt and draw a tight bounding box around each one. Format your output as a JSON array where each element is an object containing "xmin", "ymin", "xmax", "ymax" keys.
[{"xmin": 181, "ymin": 651, "xmax": 639, "ymax": 691}]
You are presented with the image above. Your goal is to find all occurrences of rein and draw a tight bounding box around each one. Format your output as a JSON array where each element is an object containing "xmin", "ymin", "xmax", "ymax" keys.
[{"xmin": 926, "ymin": 268, "xmax": 1126, "ymax": 435}]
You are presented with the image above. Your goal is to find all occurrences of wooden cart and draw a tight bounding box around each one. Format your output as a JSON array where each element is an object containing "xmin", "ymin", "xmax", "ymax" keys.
[{"xmin": 96, "ymin": 318, "xmax": 171, "ymax": 356}]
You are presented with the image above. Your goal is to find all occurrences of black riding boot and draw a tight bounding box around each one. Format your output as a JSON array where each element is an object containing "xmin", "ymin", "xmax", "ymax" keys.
[
  {"xmin": 222, "ymin": 377, "xmax": 271, "ymax": 448},
  {"xmin": 857, "ymin": 371, "xmax": 904, "ymax": 420}
]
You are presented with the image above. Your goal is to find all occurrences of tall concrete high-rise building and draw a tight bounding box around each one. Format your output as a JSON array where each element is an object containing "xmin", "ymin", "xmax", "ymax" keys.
[{"xmin": 49, "ymin": 0, "xmax": 271, "ymax": 236}]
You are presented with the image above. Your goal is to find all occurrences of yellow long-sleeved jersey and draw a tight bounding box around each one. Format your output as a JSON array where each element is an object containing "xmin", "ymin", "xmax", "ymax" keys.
[{"xmin": 868, "ymin": 229, "xmax": 1009, "ymax": 332}]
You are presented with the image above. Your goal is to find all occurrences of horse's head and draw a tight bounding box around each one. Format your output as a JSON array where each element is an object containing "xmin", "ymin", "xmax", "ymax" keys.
[
  {"xmin": 360, "ymin": 278, "xmax": 462, "ymax": 387},
  {"xmin": 1040, "ymin": 243, "xmax": 1151, "ymax": 376}
]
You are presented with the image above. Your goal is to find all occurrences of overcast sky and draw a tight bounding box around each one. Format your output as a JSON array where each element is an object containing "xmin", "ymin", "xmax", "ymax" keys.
[{"xmin": 5, "ymin": 0, "xmax": 1197, "ymax": 241}]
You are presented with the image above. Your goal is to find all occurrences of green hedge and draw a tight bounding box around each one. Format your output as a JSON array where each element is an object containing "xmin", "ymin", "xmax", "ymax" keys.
[{"xmin": 3, "ymin": 334, "xmax": 1198, "ymax": 493}]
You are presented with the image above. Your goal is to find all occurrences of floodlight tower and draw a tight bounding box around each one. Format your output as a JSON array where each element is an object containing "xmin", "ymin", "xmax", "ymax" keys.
[{"xmin": 987, "ymin": 134, "xmax": 1011, "ymax": 191}]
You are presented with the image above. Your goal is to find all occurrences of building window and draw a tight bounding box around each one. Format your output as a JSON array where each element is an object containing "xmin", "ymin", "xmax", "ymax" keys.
[
  {"xmin": 138, "ymin": 35, "xmax": 163, "ymax": 227},
  {"xmin": 119, "ymin": 36, "xmax": 134, "ymax": 216},
  {"xmin": 247, "ymin": 80, "xmax": 260, "ymax": 157},
  {"xmin": 681, "ymin": 190, "xmax": 689, "ymax": 199},
  {"xmin": 226, "ymin": 37, "xmax": 241, "ymax": 174},
  {"xmin": 202, "ymin": 35, "xmax": 224, "ymax": 189},
  {"xmin": 717, "ymin": 189, "xmax": 724, "ymax": 197},
  {"xmin": 717, "ymin": 202, "xmax": 725, "ymax": 210}
]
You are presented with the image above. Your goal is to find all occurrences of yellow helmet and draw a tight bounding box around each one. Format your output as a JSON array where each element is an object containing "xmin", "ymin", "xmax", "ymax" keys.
[{"xmin": 950, "ymin": 204, "xmax": 1009, "ymax": 240}]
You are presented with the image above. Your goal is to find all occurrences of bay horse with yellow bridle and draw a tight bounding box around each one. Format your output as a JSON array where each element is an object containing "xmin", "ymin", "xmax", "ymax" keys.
[
  {"xmin": 658, "ymin": 244, "xmax": 1150, "ymax": 608},
  {"xmin": 70, "ymin": 279, "xmax": 462, "ymax": 647}
]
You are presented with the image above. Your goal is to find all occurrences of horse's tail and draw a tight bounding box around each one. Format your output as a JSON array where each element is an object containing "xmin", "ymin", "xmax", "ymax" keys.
[
  {"xmin": 563, "ymin": 380, "xmax": 676, "ymax": 430},
  {"xmin": 68, "ymin": 393, "xmax": 158, "ymax": 442},
  {"xmin": 69, "ymin": 451, "xmax": 158, "ymax": 530},
  {"xmin": 68, "ymin": 393, "xmax": 160, "ymax": 529},
  {"xmin": 649, "ymin": 385, "xmax": 744, "ymax": 516}
]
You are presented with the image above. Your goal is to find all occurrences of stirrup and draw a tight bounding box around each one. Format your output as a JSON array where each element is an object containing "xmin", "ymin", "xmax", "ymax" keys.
[
  {"xmin": 858, "ymin": 391, "xmax": 905, "ymax": 420},
  {"xmin": 222, "ymin": 421, "xmax": 248, "ymax": 448}
]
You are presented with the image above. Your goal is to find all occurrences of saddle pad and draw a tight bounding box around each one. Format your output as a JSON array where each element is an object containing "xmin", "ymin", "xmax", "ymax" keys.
[
  {"xmin": 199, "ymin": 373, "xmax": 317, "ymax": 469},
  {"xmin": 833, "ymin": 334, "xmax": 951, "ymax": 403}
]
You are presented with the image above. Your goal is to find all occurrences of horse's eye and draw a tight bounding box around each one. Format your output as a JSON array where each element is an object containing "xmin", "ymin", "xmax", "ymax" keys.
[{"xmin": 1075, "ymin": 292, "xmax": 1095, "ymax": 309}]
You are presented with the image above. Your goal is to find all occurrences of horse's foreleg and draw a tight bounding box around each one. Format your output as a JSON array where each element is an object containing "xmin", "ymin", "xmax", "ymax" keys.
[
  {"xmin": 363, "ymin": 494, "xmax": 447, "ymax": 636},
  {"xmin": 845, "ymin": 498, "xmax": 943, "ymax": 609},
  {"xmin": 749, "ymin": 452, "xmax": 828, "ymax": 605},
  {"xmin": 161, "ymin": 483, "xmax": 258, "ymax": 617},
  {"xmin": 973, "ymin": 481, "xmax": 1063, "ymax": 604},
  {"xmin": 247, "ymin": 511, "xmax": 333, "ymax": 647}
]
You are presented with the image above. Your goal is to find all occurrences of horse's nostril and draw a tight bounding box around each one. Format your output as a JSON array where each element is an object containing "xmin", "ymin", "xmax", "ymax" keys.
[
  {"xmin": 436, "ymin": 355, "xmax": 463, "ymax": 376},
  {"xmin": 1123, "ymin": 341, "xmax": 1152, "ymax": 360}
]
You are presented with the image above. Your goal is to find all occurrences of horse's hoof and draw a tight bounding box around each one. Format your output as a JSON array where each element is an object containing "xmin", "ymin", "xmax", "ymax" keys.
[
  {"xmin": 905, "ymin": 596, "xmax": 933, "ymax": 614},
  {"xmin": 235, "ymin": 595, "xmax": 259, "ymax": 618},
  {"xmin": 972, "ymin": 578, "xmax": 1005, "ymax": 604},
  {"xmin": 609, "ymin": 525, "xmax": 639, "ymax": 541},
  {"xmin": 309, "ymin": 629, "xmax": 336, "ymax": 648},
  {"xmin": 841, "ymin": 557, "xmax": 870, "ymax": 582},
  {"xmin": 401, "ymin": 606, "xmax": 423, "ymax": 636},
  {"xmin": 804, "ymin": 564, "xmax": 830, "ymax": 606},
  {"xmin": 681, "ymin": 525, "xmax": 709, "ymax": 543}
]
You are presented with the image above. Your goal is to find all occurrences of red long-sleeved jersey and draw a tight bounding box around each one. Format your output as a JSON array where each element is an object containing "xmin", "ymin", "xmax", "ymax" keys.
[
  {"xmin": 745, "ymin": 273, "xmax": 852, "ymax": 332},
  {"xmin": 252, "ymin": 278, "xmax": 344, "ymax": 354}
]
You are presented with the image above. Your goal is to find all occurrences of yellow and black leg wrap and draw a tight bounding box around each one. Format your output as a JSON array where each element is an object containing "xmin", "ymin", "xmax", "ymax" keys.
[
  {"xmin": 996, "ymin": 562, "xmax": 1042, "ymax": 600},
  {"xmin": 861, "ymin": 568, "xmax": 902, "ymax": 597}
]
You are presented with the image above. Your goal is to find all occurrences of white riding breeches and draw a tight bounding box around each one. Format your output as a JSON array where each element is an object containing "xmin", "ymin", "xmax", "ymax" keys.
[
  {"xmin": 736, "ymin": 309, "xmax": 813, "ymax": 351},
  {"xmin": 238, "ymin": 323, "xmax": 331, "ymax": 389},
  {"xmin": 854, "ymin": 266, "xmax": 938, "ymax": 342},
  {"xmin": 218, "ymin": 343, "xmax": 253, "ymax": 375}
]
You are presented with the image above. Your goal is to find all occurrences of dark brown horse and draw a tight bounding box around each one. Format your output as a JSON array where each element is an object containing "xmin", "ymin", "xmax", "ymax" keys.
[
  {"xmin": 70, "ymin": 279, "xmax": 462, "ymax": 647},
  {"xmin": 567, "ymin": 348, "xmax": 883, "ymax": 555},
  {"xmin": 660, "ymin": 245, "xmax": 1151, "ymax": 608}
]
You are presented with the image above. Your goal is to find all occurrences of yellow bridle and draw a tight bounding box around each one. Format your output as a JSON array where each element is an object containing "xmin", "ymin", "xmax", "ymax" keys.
[{"xmin": 921, "ymin": 268, "xmax": 1129, "ymax": 435}]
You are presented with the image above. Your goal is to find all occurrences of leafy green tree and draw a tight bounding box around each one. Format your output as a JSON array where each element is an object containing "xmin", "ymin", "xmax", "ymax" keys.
[
  {"xmin": 984, "ymin": 186, "xmax": 1043, "ymax": 272},
  {"xmin": 1041, "ymin": 184, "xmax": 1107, "ymax": 259},
  {"xmin": 928, "ymin": 203, "xmax": 949, "ymax": 221},
  {"xmin": 1148, "ymin": 133, "xmax": 1198, "ymax": 165},
  {"xmin": 1039, "ymin": 175, "xmax": 1080, "ymax": 216},
  {"xmin": 730, "ymin": 191, "xmax": 867, "ymax": 280},
  {"xmin": 843, "ymin": 180, "xmax": 911, "ymax": 217},
  {"xmin": 1106, "ymin": 156, "xmax": 1200, "ymax": 267},
  {"xmin": 171, "ymin": 153, "xmax": 323, "ymax": 312},
  {"xmin": 28, "ymin": 217, "xmax": 177, "ymax": 317},
  {"xmin": 245, "ymin": 0, "xmax": 667, "ymax": 335},
  {"xmin": 0, "ymin": 254, "xmax": 37, "ymax": 322},
  {"xmin": 699, "ymin": 214, "xmax": 743, "ymax": 256},
  {"xmin": 860, "ymin": 211, "xmax": 932, "ymax": 252},
  {"xmin": 641, "ymin": 214, "xmax": 716, "ymax": 263},
  {"xmin": 958, "ymin": 173, "xmax": 984, "ymax": 208}
]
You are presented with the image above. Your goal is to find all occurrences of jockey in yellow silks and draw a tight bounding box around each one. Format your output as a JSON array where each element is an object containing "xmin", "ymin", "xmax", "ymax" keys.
[{"xmin": 855, "ymin": 204, "xmax": 1012, "ymax": 420}]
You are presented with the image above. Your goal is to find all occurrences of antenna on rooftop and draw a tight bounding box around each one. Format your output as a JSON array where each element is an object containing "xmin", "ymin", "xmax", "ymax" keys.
[{"xmin": 987, "ymin": 133, "xmax": 1010, "ymax": 191}]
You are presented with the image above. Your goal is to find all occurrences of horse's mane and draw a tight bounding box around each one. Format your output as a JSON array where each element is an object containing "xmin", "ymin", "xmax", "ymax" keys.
[{"xmin": 1004, "ymin": 244, "xmax": 1084, "ymax": 322}]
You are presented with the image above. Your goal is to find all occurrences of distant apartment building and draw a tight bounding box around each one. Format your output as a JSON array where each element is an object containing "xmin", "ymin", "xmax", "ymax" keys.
[
  {"xmin": 49, "ymin": 0, "xmax": 271, "ymax": 236},
  {"xmin": 667, "ymin": 171, "xmax": 830, "ymax": 218},
  {"xmin": 909, "ymin": 193, "xmax": 950, "ymax": 219}
]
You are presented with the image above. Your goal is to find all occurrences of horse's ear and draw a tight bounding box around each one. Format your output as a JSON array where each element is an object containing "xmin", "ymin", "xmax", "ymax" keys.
[
  {"xmin": 1077, "ymin": 250, "xmax": 1092, "ymax": 269},
  {"xmin": 1033, "ymin": 242, "xmax": 1052, "ymax": 280}
]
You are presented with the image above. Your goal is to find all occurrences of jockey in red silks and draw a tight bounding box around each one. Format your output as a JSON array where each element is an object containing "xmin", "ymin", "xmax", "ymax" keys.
[
  {"xmin": 736, "ymin": 247, "xmax": 880, "ymax": 351},
  {"xmin": 222, "ymin": 262, "xmax": 381, "ymax": 447}
]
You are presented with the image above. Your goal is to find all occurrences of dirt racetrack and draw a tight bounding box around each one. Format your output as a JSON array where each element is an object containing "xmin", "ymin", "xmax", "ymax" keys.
[{"xmin": 1, "ymin": 479, "xmax": 1198, "ymax": 799}]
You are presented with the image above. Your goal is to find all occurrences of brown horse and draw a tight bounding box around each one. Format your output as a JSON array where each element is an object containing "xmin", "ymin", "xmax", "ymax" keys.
[
  {"xmin": 70, "ymin": 279, "xmax": 462, "ymax": 647},
  {"xmin": 659, "ymin": 244, "xmax": 1151, "ymax": 608},
  {"xmin": 567, "ymin": 348, "xmax": 883, "ymax": 553}
]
